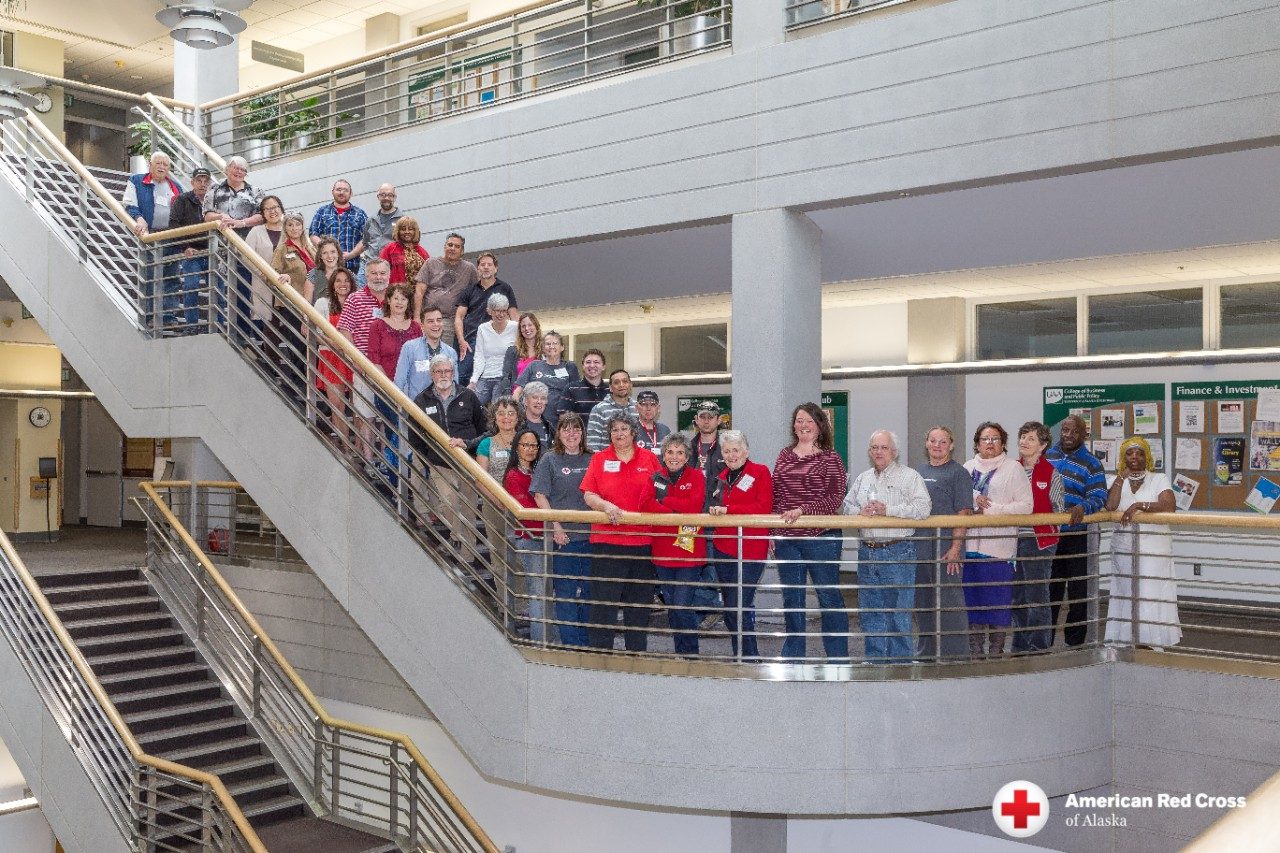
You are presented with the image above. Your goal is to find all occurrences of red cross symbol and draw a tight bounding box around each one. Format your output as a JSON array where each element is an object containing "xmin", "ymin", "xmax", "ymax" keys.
[{"xmin": 1000, "ymin": 788, "xmax": 1042, "ymax": 829}]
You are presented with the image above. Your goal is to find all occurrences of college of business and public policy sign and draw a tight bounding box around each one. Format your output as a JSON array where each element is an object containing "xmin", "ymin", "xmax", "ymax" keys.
[
  {"xmin": 676, "ymin": 392, "xmax": 850, "ymax": 465},
  {"xmin": 1042, "ymin": 383, "xmax": 1165, "ymax": 429}
]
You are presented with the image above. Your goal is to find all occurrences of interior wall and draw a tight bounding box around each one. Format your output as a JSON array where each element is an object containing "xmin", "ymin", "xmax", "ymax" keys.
[{"xmin": 13, "ymin": 32, "xmax": 64, "ymax": 138}]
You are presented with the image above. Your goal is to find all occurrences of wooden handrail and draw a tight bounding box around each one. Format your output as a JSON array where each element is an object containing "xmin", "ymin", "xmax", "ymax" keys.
[
  {"xmin": 144, "ymin": 94, "xmax": 228, "ymax": 173},
  {"xmin": 199, "ymin": 0, "xmax": 554, "ymax": 109},
  {"xmin": 40, "ymin": 74, "xmax": 193, "ymax": 109},
  {"xmin": 140, "ymin": 482, "xmax": 500, "ymax": 853},
  {"xmin": 0, "ymin": 528, "xmax": 268, "ymax": 852},
  {"xmin": 1183, "ymin": 767, "xmax": 1280, "ymax": 851}
]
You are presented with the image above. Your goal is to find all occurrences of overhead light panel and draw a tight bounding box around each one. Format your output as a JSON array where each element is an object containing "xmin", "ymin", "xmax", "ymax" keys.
[
  {"xmin": 156, "ymin": 0, "xmax": 252, "ymax": 50},
  {"xmin": 0, "ymin": 68, "xmax": 44, "ymax": 123}
]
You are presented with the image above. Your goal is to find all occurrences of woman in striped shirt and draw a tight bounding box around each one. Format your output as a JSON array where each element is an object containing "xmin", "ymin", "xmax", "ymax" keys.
[{"xmin": 773, "ymin": 402, "xmax": 850, "ymax": 663}]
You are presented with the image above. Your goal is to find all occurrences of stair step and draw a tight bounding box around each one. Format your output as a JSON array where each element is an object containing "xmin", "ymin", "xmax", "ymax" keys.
[
  {"xmin": 41, "ymin": 578, "xmax": 152, "ymax": 604},
  {"xmin": 52, "ymin": 595, "xmax": 163, "ymax": 621},
  {"xmin": 123, "ymin": 697, "xmax": 237, "ymax": 733},
  {"xmin": 35, "ymin": 567, "xmax": 142, "ymax": 589},
  {"xmin": 87, "ymin": 645, "xmax": 197, "ymax": 676},
  {"xmin": 162, "ymin": 735, "xmax": 264, "ymax": 768},
  {"xmin": 227, "ymin": 773, "xmax": 293, "ymax": 806},
  {"xmin": 61, "ymin": 612, "xmax": 173, "ymax": 640},
  {"xmin": 77, "ymin": 627, "xmax": 186, "ymax": 657},
  {"xmin": 242, "ymin": 793, "xmax": 307, "ymax": 827},
  {"xmin": 99, "ymin": 662, "xmax": 210, "ymax": 694},
  {"xmin": 201, "ymin": 754, "xmax": 279, "ymax": 786},
  {"xmin": 136, "ymin": 717, "xmax": 247, "ymax": 753},
  {"xmin": 112, "ymin": 680, "xmax": 223, "ymax": 713}
]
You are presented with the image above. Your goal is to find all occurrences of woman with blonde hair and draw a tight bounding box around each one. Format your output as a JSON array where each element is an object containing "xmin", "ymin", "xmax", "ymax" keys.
[
  {"xmin": 501, "ymin": 312, "xmax": 542, "ymax": 397},
  {"xmin": 379, "ymin": 215, "xmax": 430, "ymax": 285}
]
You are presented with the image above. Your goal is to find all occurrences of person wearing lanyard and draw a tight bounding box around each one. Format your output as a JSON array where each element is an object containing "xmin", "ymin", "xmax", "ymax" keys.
[
  {"xmin": 687, "ymin": 399, "xmax": 728, "ymax": 630},
  {"xmin": 842, "ymin": 429, "xmax": 932, "ymax": 663},
  {"xmin": 634, "ymin": 390, "xmax": 670, "ymax": 452},
  {"xmin": 707, "ymin": 430, "xmax": 772, "ymax": 662},
  {"xmin": 580, "ymin": 414, "xmax": 662, "ymax": 652}
]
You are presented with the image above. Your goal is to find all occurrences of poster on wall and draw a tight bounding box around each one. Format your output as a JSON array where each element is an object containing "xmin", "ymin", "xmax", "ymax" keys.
[
  {"xmin": 1091, "ymin": 439, "xmax": 1118, "ymax": 472},
  {"xmin": 1147, "ymin": 438, "xmax": 1165, "ymax": 472},
  {"xmin": 1257, "ymin": 388, "xmax": 1280, "ymax": 422},
  {"xmin": 1250, "ymin": 421, "xmax": 1280, "ymax": 471},
  {"xmin": 1173, "ymin": 473, "xmax": 1201, "ymax": 511},
  {"xmin": 1218, "ymin": 401, "xmax": 1245, "ymax": 434},
  {"xmin": 1175, "ymin": 437, "xmax": 1202, "ymax": 471},
  {"xmin": 1178, "ymin": 400, "xmax": 1205, "ymax": 432},
  {"xmin": 1245, "ymin": 477, "xmax": 1280, "ymax": 514},
  {"xmin": 1212, "ymin": 437, "xmax": 1244, "ymax": 486},
  {"xmin": 1043, "ymin": 384, "xmax": 1164, "ymax": 431},
  {"xmin": 1133, "ymin": 403, "xmax": 1160, "ymax": 435},
  {"xmin": 1099, "ymin": 408, "xmax": 1127, "ymax": 439},
  {"xmin": 676, "ymin": 395, "xmax": 732, "ymax": 432}
]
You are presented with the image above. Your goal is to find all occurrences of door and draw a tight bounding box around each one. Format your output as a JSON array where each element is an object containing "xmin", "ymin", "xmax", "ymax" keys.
[{"xmin": 83, "ymin": 401, "xmax": 123, "ymax": 527}]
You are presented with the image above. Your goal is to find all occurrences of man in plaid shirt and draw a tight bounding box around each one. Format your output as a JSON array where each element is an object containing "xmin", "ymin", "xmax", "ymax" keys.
[{"xmin": 309, "ymin": 178, "xmax": 368, "ymax": 275}]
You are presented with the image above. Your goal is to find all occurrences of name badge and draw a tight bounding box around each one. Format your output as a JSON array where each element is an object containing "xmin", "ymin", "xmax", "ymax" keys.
[
  {"xmin": 414, "ymin": 359, "xmax": 431, "ymax": 373},
  {"xmin": 737, "ymin": 474, "xmax": 755, "ymax": 492},
  {"xmin": 371, "ymin": 308, "xmax": 383, "ymax": 319},
  {"xmin": 286, "ymin": 252, "xmax": 298, "ymax": 260},
  {"xmin": 603, "ymin": 460, "xmax": 622, "ymax": 473},
  {"xmin": 425, "ymin": 406, "xmax": 438, "ymax": 415},
  {"xmin": 554, "ymin": 367, "xmax": 569, "ymax": 378}
]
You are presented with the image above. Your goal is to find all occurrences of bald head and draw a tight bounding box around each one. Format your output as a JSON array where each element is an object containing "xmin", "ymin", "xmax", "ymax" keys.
[{"xmin": 1059, "ymin": 415, "xmax": 1087, "ymax": 452}]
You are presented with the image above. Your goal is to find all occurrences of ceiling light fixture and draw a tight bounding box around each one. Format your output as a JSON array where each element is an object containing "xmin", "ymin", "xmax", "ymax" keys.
[
  {"xmin": 0, "ymin": 68, "xmax": 44, "ymax": 122},
  {"xmin": 156, "ymin": 0, "xmax": 252, "ymax": 50}
]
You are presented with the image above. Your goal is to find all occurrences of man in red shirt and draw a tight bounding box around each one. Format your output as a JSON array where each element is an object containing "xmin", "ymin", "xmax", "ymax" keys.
[{"xmin": 581, "ymin": 414, "xmax": 662, "ymax": 651}]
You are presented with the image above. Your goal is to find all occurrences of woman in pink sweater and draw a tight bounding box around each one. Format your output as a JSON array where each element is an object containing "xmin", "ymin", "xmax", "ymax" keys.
[{"xmin": 962, "ymin": 421, "xmax": 1033, "ymax": 658}]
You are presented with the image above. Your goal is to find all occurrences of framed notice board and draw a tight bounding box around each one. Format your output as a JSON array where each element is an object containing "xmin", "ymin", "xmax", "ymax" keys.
[
  {"xmin": 1043, "ymin": 384, "xmax": 1165, "ymax": 474},
  {"xmin": 1170, "ymin": 380, "xmax": 1280, "ymax": 513}
]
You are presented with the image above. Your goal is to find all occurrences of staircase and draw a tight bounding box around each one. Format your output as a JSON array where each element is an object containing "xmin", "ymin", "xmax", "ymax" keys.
[{"xmin": 39, "ymin": 566, "xmax": 395, "ymax": 853}]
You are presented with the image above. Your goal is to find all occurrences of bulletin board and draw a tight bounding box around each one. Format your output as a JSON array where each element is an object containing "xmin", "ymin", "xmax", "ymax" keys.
[
  {"xmin": 1170, "ymin": 380, "xmax": 1280, "ymax": 514},
  {"xmin": 1042, "ymin": 384, "xmax": 1165, "ymax": 473}
]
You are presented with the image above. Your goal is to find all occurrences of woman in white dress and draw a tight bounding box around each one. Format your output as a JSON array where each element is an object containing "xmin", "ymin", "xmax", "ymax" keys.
[{"xmin": 1104, "ymin": 436, "xmax": 1181, "ymax": 649}]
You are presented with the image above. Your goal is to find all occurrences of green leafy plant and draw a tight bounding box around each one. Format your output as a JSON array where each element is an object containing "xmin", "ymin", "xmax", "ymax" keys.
[
  {"xmin": 239, "ymin": 95, "xmax": 281, "ymax": 140},
  {"xmin": 279, "ymin": 94, "xmax": 322, "ymax": 144},
  {"xmin": 126, "ymin": 116, "xmax": 180, "ymax": 158}
]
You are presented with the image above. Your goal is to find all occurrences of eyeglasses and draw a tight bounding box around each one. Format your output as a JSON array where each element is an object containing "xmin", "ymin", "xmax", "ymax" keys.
[
  {"xmin": 978, "ymin": 437, "xmax": 1003, "ymax": 444},
  {"xmin": 517, "ymin": 441, "xmax": 541, "ymax": 449}
]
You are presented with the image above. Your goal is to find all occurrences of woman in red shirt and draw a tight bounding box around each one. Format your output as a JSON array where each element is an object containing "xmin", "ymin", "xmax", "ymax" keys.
[
  {"xmin": 316, "ymin": 267, "xmax": 356, "ymax": 446},
  {"xmin": 643, "ymin": 434, "xmax": 706, "ymax": 657},
  {"xmin": 503, "ymin": 428, "xmax": 547, "ymax": 644},
  {"xmin": 580, "ymin": 413, "xmax": 662, "ymax": 652},
  {"xmin": 365, "ymin": 284, "xmax": 421, "ymax": 379},
  {"xmin": 378, "ymin": 215, "xmax": 429, "ymax": 284},
  {"xmin": 707, "ymin": 430, "xmax": 773, "ymax": 662}
]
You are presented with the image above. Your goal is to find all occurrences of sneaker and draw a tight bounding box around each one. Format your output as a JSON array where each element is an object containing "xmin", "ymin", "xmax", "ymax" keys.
[{"xmin": 699, "ymin": 613, "xmax": 722, "ymax": 632}]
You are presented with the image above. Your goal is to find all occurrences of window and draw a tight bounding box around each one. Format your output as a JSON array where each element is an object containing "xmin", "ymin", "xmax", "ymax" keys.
[
  {"xmin": 572, "ymin": 331, "xmax": 624, "ymax": 371},
  {"xmin": 975, "ymin": 299, "xmax": 1076, "ymax": 360},
  {"xmin": 1221, "ymin": 282, "xmax": 1280, "ymax": 349},
  {"xmin": 0, "ymin": 31, "xmax": 13, "ymax": 68},
  {"xmin": 660, "ymin": 323, "xmax": 727, "ymax": 374},
  {"xmin": 1088, "ymin": 288, "xmax": 1202, "ymax": 355}
]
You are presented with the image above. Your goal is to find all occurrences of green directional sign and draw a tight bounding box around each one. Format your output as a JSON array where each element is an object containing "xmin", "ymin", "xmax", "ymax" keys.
[{"xmin": 1043, "ymin": 383, "xmax": 1164, "ymax": 428}]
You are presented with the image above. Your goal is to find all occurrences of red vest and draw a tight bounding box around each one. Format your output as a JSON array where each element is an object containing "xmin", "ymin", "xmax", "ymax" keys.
[{"xmin": 1029, "ymin": 456, "xmax": 1060, "ymax": 549}]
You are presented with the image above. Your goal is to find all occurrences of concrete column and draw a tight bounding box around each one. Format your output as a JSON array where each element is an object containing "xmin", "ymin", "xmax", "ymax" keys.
[
  {"xmin": 731, "ymin": 208, "xmax": 822, "ymax": 465},
  {"xmin": 905, "ymin": 298, "xmax": 967, "ymax": 467},
  {"xmin": 364, "ymin": 13, "xmax": 402, "ymax": 134},
  {"xmin": 174, "ymin": 41, "xmax": 239, "ymax": 161},
  {"xmin": 731, "ymin": 1, "xmax": 785, "ymax": 52},
  {"xmin": 731, "ymin": 813, "xmax": 787, "ymax": 853}
]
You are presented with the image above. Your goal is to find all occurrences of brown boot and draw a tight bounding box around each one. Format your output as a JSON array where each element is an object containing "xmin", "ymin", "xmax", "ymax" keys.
[
  {"xmin": 969, "ymin": 630, "xmax": 986, "ymax": 658},
  {"xmin": 988, "ymin": 630, "xmax": 1006, "ymax": 658}
]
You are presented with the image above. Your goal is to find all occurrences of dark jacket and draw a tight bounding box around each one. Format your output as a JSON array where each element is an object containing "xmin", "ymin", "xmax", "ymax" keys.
[
  {"xmin": 687, "ymin": 431, "xmax": 727, "ymax": 511},
  {"xmin": 169, "ymin": 190, "xmax": 208, "ymax": 252},
  {"xmin": 410, "ymin": 384, "xmax": 487, "ymax": 464},
  {"xmin": 556, "ymin": 378, "xmax": 608, "ymax": 420}
]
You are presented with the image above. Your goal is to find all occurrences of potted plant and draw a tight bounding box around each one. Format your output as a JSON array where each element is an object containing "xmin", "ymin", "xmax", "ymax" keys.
[
  {"xmin": 126, "ymin": 116, "xmax": 180, "ymax": 174},
  {"xmin": 279, "ymin": 95, "xmax": 322, "ymax": 151},
  {"xmin": 636, "ymin": 0, "xmax": 728, "ymax": 56},
  {"xmin": 239, "ymin": 95, "xmax": 280, "ymax": 162}
]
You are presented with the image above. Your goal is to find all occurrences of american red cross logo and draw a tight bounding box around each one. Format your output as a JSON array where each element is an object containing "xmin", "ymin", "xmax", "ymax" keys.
[{"xmin": 1001, "ymin": 788, "xmax": 1042, "ymax": 829}]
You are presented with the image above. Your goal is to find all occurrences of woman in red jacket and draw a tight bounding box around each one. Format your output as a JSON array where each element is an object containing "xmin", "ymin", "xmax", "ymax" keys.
[
  {"xmin": 708, "ymin": 430, "xmax": 773, "ymax": 662},
  {"xmin": 644, "ymin": 434, "xmax": 706, "ymax": 657}
]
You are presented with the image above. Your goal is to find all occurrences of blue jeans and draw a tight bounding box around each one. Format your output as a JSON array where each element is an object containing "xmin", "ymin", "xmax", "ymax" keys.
[
  {"xmin": 145, "ymin": 245, "xmax": 181, "ymax": 331},
  {"xmin": 473, "ymin": 376, "xmax": 502, "ymax": 406},
  {"xmin": 511, "ymin": 535, "xmax": 547, "ymax": 644},
  {"xmin": 356, "ymin": 257, "xmax": 367, "ymax": 287},
  {"xmin": 656, "ymin": 566, "xmax": 700, "ymax": 656},
  {"xmin": 857, "ymin": 539, "xmax": 917, "ymax": 663},
  {"xmin": 1012, "ymin": 536, "xmax": 1057, "ymax": 653},
  {"xmin": 457, "ymin": 334, "xmax": 477, "ymax": 387},
  {"xmin": 775, "ymin": 532, "xmax": 850, "ymax": 662},
  {"xmin": 178, "ymin": 255, "xmax": 207, "ymax": 330},
  {"xmin": 713, "ymin": 556, "xmax": 764, "ymax": 660},
  {"xmin": 551, "ymin": 538, "xmax": 591, "ymax": 647}
]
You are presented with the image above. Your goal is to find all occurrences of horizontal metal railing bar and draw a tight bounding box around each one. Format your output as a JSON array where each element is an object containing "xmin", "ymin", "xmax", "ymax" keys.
[
  {"xmin": 786, "ymin": 0, "xmax": 919, "ymax": 31},
  {"xmin": 0, "ymin": 529, "xmax": 267, "ymax": 852},
  {"xmin": 144, "ymin": 94, "xmax": 227, "ymax": 173}
]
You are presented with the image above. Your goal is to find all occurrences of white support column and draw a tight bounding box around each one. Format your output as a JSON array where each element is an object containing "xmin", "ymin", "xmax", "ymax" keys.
[
  {"xmin": 731, "ymin": 2, "xmax": 786, "ymax": 52},
  {"xmin": 173, "ymin": 41, "xmax": 239, "ymax": 162},
  {"xmin": 730, "ymin": 208, "xmax": 822, "ymax": 465}
]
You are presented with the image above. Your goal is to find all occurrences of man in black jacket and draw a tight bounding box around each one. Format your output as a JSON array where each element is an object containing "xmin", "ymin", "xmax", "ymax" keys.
[
  {"xmin": 168, "ymin": 167, "xmax": 213, "ymax": 333},
  {"xmin": 409, "ymin": 354, "xmax": 487, "ymax": 552}
]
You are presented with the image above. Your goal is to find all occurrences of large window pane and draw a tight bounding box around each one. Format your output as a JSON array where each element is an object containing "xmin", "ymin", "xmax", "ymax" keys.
[
  {"xmin": 976, "ymin": 299, "xmax": 1076, "ymax": 360},
  {"xmin": 1221, "ymin": 282, "xmax": 1280, "ymax": 349},
  {"xmin": 572, "ymin": 331, "xmax": 625, "ymax": 372},
  {"xmin": 660, "ymin": 323, "xmax": 728, "ymax": 374},
  {"xmin": 1088, "ymin": 288, "xmax": 1202, "ymax": 355}
]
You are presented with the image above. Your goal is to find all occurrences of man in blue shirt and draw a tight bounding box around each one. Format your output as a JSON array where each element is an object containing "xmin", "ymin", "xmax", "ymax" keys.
[
  {"xmin": 1045, "ymin": 415, "xmax": 1108, "ymax": 647},
  {"xmin": 308, "ymin": 179, "xmax": 368, "ymax": 275},
  {"xmin": 395, "ymin": 306, "xmax": 458, "ymax": 400}
]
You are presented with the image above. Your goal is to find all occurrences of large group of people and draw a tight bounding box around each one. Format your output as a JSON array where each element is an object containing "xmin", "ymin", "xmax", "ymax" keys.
[{"xmin": 129, "ymin": 161, "xmax": 1184, "ymax": 662}]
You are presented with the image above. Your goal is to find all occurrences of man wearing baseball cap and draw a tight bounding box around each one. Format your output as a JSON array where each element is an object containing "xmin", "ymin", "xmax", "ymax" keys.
[
  {"xmin": 634, "ymin": 390, "xmax": 671, "ymax": 452},
  {"xmin": 168, "ymin": 166, "xmax": 215, "ymax": 332},
  {"xmin": 686, "ymin": 399, "xmax": 729, "ymax": 629}
]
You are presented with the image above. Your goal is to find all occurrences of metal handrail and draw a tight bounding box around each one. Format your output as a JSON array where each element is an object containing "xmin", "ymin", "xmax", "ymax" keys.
[
  {"xmin": 0, "ymin": 526, "xmax": 267, "ymax": 852},
  {"xmin": 195, "ymin": 0, "xmax": 731, "ymax": 162},
  {"xmin": 139, "ymin": 482, "xmax": 500, "ymax": 853},
  {"xmin": 785, "ymin": 0, "xmax": 919, "ymax": 29},
  {"xmin": 145, "ymin": 93, "xmax": 228, "ymax": 175}
]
